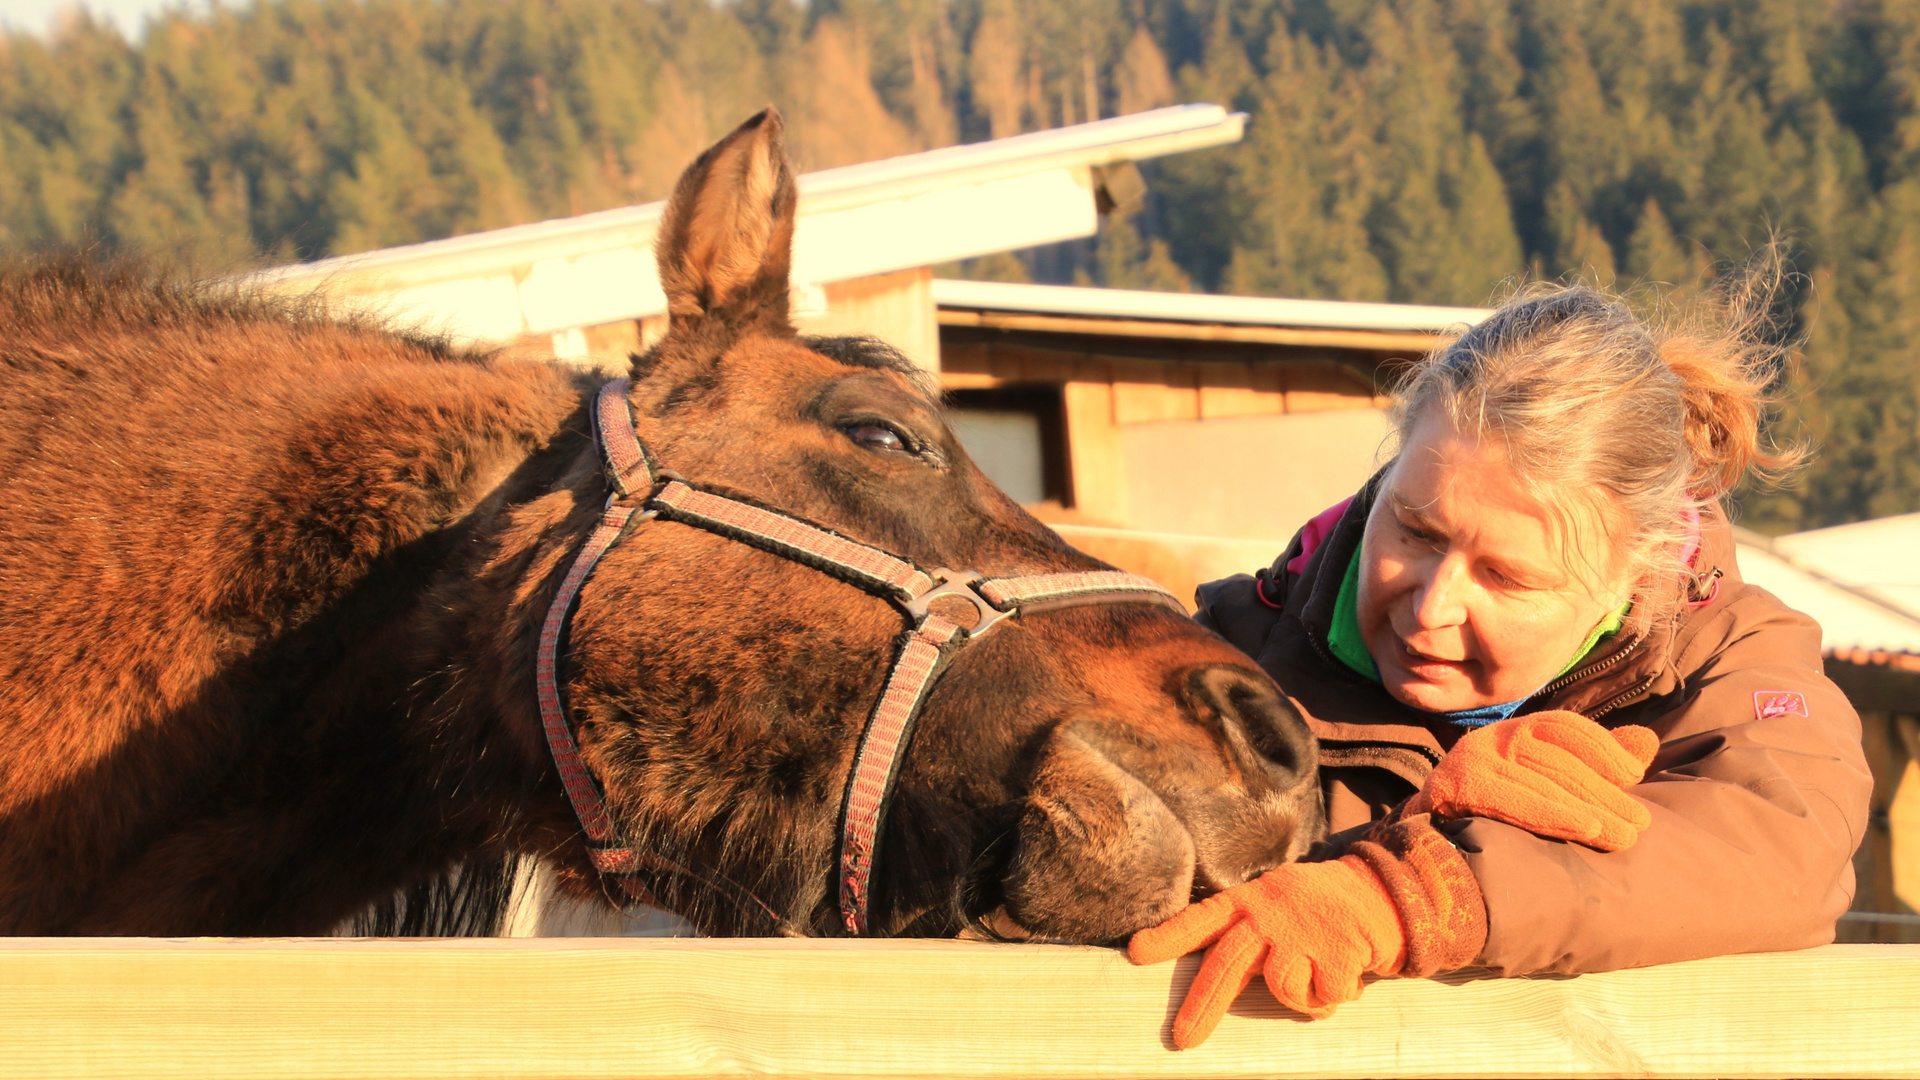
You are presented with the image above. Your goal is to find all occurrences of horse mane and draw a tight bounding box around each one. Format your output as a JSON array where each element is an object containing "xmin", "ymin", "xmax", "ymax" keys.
[
  {"xmin": 4, "ymin": 251, "xmax": 542, "ymax": 940},
  {"xmin": 0, "ymin": 250, "xmax": 267, "ymax": 333},
  {"xmin": 0, "ymin": 250, "xmax": 473, "ymax": 367}
]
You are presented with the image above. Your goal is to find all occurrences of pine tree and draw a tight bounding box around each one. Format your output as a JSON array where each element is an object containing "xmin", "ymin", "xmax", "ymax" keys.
[
  {"xmin": 1080, "ymin": 210, "xmax": 1192, "ymax": 292},
  {"xmin": 1114, "ymin": 26, "xmax": 1174, "ymax": 115},
  {"xmin": 786, "ymin": 17, "xmax": 917, "ymax": 170},
  {"xmin": 966, "ymin": 0, "xmax": 1024, "ymax": 138},
  {"xmin": 1622, "ymin": 199, "xmax": 1703, "ymax": 288}
]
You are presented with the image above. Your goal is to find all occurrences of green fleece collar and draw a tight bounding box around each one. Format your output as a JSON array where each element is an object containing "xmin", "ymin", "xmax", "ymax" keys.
[{"xmin": 1326, "ymin": 546, "xmax": 1378, "ymax": 680}]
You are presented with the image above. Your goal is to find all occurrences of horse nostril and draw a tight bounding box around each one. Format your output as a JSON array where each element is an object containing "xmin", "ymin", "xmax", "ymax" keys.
[{"xmin": 1185, "ymin": 665, "xmax": 1315, "ymax": 790}]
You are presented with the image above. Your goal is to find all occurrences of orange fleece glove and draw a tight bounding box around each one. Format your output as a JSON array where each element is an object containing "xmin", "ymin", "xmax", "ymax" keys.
[
  {"xmin": 1130, "ymin": 819, "xmax": 1487, "ymax": 1048},
  {"xmin": 1406, "ymin": 711, "xmax": 1659, "ymax": 851},
  {"xmin": 1131, "ymin": 856, "xmax": 1403, "ymax": 1046}
]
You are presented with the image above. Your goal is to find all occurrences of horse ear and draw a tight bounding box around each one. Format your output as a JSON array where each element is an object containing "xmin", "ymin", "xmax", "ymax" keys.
[{"xmin": 654, "ymin": 108, "xmax": 797, "ymax": 339}]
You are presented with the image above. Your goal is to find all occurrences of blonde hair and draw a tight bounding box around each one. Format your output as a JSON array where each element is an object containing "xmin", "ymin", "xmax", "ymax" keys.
[{"xmin": 1389, "ymin": 254, "xmax": 1803, "ymax": 635}]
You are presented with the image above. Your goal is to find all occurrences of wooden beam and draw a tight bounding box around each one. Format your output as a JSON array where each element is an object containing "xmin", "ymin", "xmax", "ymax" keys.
[
  {"xmin": 937, "ymin": 309, "xmax": 1451, "ymax": 354},
  {"xmin": 1061, "ymin": 379, "xmax": 1129, "ymax": 526},
  {"xmin": 2, "ymin": 940, "xmax": 1917, "ymax": 1079}
]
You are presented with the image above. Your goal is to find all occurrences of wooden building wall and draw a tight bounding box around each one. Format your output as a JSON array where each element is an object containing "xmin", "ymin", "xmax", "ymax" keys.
[
  {"xmin": 1827, "ymin": 657, "xmax": 1920, "ymax": 943},
  {"xmin": 938, "ymin": 328, "xmax": 1415, "ymax": 540}
]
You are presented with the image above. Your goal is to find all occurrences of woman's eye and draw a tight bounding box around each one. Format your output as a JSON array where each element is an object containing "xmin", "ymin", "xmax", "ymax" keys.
[
  {"xmin": 1400, "ymin": 521, "xmax": 1442, "ymax": 548},
  {"xmin": 844, "ymin": 423, "xmax": 906, "ymax": 452},
  {"xmin": 1485, "ymin": 565, "xmax": 1536, "ymax": 591}
]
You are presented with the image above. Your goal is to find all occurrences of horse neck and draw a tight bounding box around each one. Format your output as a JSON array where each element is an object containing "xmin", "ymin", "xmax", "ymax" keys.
[{"xmin": 394, "ymin": 419, "xmax": 611, "ymax": 853}]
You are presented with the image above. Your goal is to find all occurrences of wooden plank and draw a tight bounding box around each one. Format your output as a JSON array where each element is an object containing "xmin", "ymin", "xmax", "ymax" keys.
[
  {"xmin": 1061, "ymin": 379, "xmax": 1129, "ymax": 527},
  {"xmin": 1826, "ymin": 658, "xmax": 1920, "ymax": 714},
  {"xmin": 1282, "ymin": 361, "xmax": 1382, "ymax": 414},
  {"xmin": 1854, "ymin": 709, "xmax": 1913, "ymax": 924},
  {"xmin": 1003, "ymin": 344, "xmax": 1085, "ymax": 385},
  {"xmin": 1111, "ymin": 361, "xmax": 1200, "ymax": 425},
  {"xmin": 1197, "ymin": 362, "xmax": 1284, "ymax": 420},
  {"xmin": 1, "ymin": 940, "xmax": 1916, "ymax": 1079},
  {"xmin": 938, "ymin": 371, "xmax": 1006, "ymax": 390},
  {"xmin": 809, "ymin": 268, "xmax": 941, "ymax": 373},
  {"xmin": 1892, "ymin": 757, "xmax": 1920, "ymax": 912},
  {"xmin": 583, "ymin": 319, "xmax": 644, "ymax": 361}
]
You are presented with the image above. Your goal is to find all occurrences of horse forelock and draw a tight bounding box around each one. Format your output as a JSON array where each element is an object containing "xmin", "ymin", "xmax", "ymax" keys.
[{"xmin": 800, "ymin": 334, "xmax": 940, "ymax": 402}]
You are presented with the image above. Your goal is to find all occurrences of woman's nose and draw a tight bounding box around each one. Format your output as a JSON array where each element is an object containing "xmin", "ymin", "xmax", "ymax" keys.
[{"xmin": 1411, "ymin": 554, "xmax": 1472, "ymax": 629}]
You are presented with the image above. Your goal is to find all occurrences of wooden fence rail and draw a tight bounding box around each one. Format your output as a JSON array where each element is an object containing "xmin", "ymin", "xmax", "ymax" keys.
[{"xmin": 3, "ymin": 938, "xmax": 1917, "ymax": 1079}]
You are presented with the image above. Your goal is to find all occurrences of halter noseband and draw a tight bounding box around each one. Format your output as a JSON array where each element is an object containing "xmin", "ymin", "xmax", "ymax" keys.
[{"xmin": 536, "ymin": 379, "xmax": 1185, "ymax": 936}]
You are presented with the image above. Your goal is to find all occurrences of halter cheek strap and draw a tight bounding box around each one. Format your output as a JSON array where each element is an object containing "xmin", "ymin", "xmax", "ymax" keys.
[{"xmin": 536, "ymin": 378, "xmax": 1186, "ymax": 936}]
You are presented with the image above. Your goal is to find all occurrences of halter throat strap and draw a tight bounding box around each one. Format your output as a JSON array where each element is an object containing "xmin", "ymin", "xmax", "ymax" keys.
[{"xmin": 536, "ymin": 378, "xmax": 1185, "ymax": 936}]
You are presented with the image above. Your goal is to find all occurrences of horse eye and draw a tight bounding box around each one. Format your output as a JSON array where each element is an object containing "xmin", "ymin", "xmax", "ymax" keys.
[{"xmin": 843, "ymin": 423, "xmax": 906, "ymax": 452}]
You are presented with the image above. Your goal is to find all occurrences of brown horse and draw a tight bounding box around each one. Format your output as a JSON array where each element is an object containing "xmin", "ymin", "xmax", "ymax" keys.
[{"xmin": 0, "ymin": 111, "xmax": 1322, "ymax": 941}]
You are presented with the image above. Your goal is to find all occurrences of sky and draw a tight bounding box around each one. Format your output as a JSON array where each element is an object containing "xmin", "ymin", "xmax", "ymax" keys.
[{"xmin": 0, "ymin": 0, "xmax": 219, "ymax": 36}]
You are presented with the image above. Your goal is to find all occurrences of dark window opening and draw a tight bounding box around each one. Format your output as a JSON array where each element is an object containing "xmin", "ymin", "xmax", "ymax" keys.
[{"xmin": 943, "ymin": 385, "xmax": 1071, "ymax": 507}]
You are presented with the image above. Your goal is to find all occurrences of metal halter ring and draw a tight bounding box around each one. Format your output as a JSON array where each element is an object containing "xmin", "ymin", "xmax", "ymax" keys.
[{"xmin": 901, "ymin": 569, "xmax": 1011, "ymax": 638}]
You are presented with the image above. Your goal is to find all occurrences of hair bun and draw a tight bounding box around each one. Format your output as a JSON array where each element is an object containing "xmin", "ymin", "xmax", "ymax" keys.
[
  {"xmin": 1660, "ymin": 333, "xmax": 1765, "ymax": 498},
  {"xmin": 1656, "ymin": 249, "xmax": 1804, "ymax": 498}
]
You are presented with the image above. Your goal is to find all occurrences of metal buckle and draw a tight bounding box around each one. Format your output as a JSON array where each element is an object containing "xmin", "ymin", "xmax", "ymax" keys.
[{"xmin": 903, "ymin": 569, "xmax": 1010, "ymax": 637}]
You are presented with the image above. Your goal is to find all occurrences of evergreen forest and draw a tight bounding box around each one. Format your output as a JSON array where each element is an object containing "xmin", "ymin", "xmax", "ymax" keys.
[{"xmin": 3, "ymin": 0, "xmax": 1918, "ymax": 530}]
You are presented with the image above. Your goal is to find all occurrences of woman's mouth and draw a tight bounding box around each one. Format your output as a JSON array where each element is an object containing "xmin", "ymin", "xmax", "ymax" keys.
[{"xmin": 1399, "ymin": 638, "xmax": 1469, "ymax": 673}]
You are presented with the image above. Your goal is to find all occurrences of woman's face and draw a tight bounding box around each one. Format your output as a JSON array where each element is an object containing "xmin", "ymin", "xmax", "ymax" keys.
[{"xmin": 1357, "ymin": 410, "xmax": 1629, "ymax": 712}]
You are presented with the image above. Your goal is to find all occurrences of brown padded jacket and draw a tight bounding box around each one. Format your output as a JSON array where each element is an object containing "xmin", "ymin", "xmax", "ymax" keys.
[{"xmin": 1195, "ymin": 472, "xmax": 1873, "ymax": 976}]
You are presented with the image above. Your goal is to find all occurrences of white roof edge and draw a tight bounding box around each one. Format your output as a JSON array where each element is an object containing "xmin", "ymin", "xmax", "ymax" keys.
[
  {"xmin": 247, "ymin": 200, "xmax": 666, "ymax": 289},
  {"xmin": 1759, "ymin": 515, "xmax": 1920, "ymax": 622},
  {"xmin": 1735, "ymin": 526, "xmax": 1910, "ymax": 606},
  {"xmin": 932, "ymin": 278, "xmax": 1491, "ymax": 334},
  {"xmin": 799, "ymin": 104, "xmax": 1242, "ymax": 199},
  {"xmin": 1733, "ymin": 527, "xmax": 1920, "ymax": 653},
  {"xmin": 251, "ymin": 105, "xmax": 1245, "ymax": 292},
  {"xmin": 1772, "ymin": 511, "xmax": 1920, "ymax": 548}
]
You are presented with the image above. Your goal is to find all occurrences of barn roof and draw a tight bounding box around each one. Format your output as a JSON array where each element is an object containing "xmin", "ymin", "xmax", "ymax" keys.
[
  {"xmin": 1769, "ymin": 513, "xmax": 1920, "ymax": 624},
  {"xmin": 933, "ymin": 278, "xmax": 1489, "ymax": 354},
  {"xmin": 250, "ymin": 105, "xmax": 1245, "ymax": 343},
  {"xmin": 1734, "ymin": 528, "xmax": 1920, "ymax": 661},
  {"xmin": 932, "ymin": 278, "xmax": 1489, "ymax": 332}
]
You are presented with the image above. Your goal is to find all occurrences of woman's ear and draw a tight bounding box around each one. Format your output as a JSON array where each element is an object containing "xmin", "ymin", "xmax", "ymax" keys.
[{"xmin": 653, "ymin": 108, "xmax": 797, "ymax": 339}]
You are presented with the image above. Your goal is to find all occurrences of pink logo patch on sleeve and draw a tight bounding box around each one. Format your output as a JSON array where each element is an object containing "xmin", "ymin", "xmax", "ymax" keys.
[{"xmin": 1753, "ymin": 690, "xmax": 1809, "ymax": 720}]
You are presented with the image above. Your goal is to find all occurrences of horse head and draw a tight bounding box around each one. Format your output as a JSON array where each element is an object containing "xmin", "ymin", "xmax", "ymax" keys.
[{"xmin": 504, "ymin": 111, "xmax": 1323, "ymax": 941}]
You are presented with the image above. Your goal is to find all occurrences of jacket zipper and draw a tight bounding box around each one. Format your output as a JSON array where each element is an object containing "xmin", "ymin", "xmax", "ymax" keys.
[
  {"xmin": 1305, "ymin": 623, "xmax": 1377, "ymax": 689},
  {"xmin": 1526, "ymin": 633, "xmax": 1647, "ymax": 706},
  {"xmin": 1586, "ymin": 674, "xmax": 1658, "ymax": 720},
  {"xmin": 1317, "ymin": 737, "xmax": 1444, "ymax": 767}
]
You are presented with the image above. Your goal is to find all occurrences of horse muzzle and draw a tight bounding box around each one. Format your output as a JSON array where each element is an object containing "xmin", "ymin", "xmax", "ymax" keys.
[{"xmin": 998, "ymin": 665, "xmax": 1324, "ymax": 942}]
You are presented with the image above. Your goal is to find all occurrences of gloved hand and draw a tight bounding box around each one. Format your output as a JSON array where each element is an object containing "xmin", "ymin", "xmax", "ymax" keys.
[
  {"xmin": 1129, "ymin": 856, "xmax": 1404, "ymax": 1047},
  {"xmin": 1405, "ymin": 711, "xmax": 1659, "ymax": 851},
  {"xmin": 1132, "ymin": 818, "xmax": 1488, "ymax": 1048}
]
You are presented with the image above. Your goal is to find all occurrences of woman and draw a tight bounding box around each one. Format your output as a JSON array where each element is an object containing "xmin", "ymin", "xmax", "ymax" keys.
[{"xmin": 1131, "ymin": 272, "xmax": 1873, "ymax": 1048}]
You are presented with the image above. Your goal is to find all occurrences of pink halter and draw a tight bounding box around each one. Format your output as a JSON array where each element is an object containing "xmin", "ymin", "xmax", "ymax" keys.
[{"xmin": 536, "ymin": 379, "xmax": 1185, "ymax": 935}]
